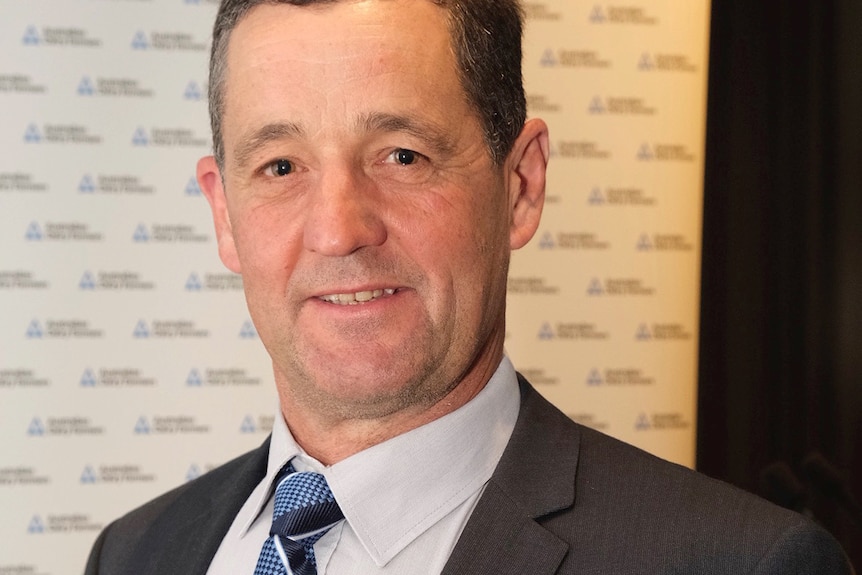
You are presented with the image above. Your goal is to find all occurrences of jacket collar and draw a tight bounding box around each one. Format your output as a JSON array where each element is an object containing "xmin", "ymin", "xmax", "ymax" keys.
[{"xmin": 441, "ymin": 375, "xmax": 579, "ymax": 575}]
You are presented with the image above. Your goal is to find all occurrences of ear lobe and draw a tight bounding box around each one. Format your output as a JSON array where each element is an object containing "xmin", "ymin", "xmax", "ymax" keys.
[
  {"xmin": 197, "ymin": 156, "xmax": 242, "ymax": 273},
  {"xmin": 507, "ymin": 118, "xmax": 549, "ymax": 250}
]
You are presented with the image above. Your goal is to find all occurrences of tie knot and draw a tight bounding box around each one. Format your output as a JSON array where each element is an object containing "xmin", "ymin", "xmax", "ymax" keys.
[
  {"xmin": 256, "ymin": 465, "xmax": 344, "ymax": 575},
  {"xmin": 270, "ymin": 467, "xmax": 344, "ymax": 541},
  {"xmin": 273, "ymin": 470, "xmax": 336, "ymax": 519}
]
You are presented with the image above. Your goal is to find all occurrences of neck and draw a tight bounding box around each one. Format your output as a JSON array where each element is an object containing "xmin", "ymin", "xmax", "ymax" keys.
[{"xmin": 279, "ymin": 347, "xmax": 503, "ymax": 465}]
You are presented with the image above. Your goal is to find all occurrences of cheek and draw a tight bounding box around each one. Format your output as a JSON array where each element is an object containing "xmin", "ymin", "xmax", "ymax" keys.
[
  {"xmin": 230, "ymin": 206, "xmax": 300, "ymax": 284},
  {"xmin": 421, "ymin": 217, "xmax": 503, "ymax": 311},
  {"xmin": 401, "ymin": 184, "xmax": 508, "ymax": 285}
]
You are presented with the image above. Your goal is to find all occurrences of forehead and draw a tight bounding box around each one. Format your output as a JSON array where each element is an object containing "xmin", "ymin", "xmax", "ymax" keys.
[
  {"xmin": 223, "ymin": 0, "xmax": 459, "ymax": 108},
  {"xmin": 219, "ymin": 0, "xmax": 476, "ymax": 167}
]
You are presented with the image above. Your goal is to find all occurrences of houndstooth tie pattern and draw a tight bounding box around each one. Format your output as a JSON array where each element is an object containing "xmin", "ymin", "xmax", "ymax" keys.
[{"xmin": 254, "ymin": 464, "xmax": 344, "ymax": 575}]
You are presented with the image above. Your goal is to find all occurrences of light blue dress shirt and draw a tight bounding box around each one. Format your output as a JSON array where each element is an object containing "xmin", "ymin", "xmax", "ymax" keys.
[{"xmin": 207, "ymin": 356, "xmax": 520, "ymax": 574}]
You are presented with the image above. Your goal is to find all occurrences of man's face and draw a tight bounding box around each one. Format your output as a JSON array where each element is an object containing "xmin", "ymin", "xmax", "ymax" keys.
[{"xmin": 199, "ymin": 0, "xmax": 546, "ymax": 425}]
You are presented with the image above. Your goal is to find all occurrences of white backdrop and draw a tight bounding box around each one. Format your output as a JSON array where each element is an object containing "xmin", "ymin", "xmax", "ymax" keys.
[
  {"xmin": 0, "ymin": 1, "xmax": 710, "ymax": 572},
  {"xmin": 510, "ymin": 0, "xmax": 711, "ymax": 465}
]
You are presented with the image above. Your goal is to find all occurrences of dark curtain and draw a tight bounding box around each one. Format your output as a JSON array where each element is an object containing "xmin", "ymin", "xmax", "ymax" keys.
[{"xmin": 699, "ymin": 0, "xmax": 862, "ymax": 566}]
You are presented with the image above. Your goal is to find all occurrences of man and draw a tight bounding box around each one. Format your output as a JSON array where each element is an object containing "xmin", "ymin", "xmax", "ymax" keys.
[{"xmin": 86, "ymin": 0, "xmax": 852, "ymax": 573}]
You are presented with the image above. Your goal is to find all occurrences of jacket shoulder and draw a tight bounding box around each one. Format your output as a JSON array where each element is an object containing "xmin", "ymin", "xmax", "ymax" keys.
[
  {"xmin": 509, "ymin": 379, "xmax": 850, "ymax": 573},
  {"xmin": 86, "ymin": 441, "xmax": 268, "ymax": 574},
  {"xmin": 558, "ymin": 424, "xmax": 851, "ymax": 573}
]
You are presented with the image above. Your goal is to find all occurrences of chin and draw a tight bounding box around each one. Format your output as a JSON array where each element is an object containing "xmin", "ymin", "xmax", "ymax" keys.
[{"xmin": 308, "ymin": 362, "xmax": 443, "ymax": 413}]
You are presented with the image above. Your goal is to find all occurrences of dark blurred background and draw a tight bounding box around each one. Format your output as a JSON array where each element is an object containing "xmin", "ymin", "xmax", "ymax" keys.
[{"xmin": 699, "ymin": 0, "xmax": 861, "ymax": 566}]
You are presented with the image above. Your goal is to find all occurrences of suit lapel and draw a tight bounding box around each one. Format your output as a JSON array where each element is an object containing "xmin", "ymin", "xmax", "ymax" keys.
[
  {"xmin": 442, "ymin": 376, "xmax": 580, "ymax": 575},
  {"xmin": 440, "ymin": 483, "xmax": 568, "ymax": 575}
]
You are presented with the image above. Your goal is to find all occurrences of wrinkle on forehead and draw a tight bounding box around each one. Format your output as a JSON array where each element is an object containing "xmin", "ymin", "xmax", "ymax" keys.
[
  {"xmin": 222, "ymin": 0, "xmax": 471, "ymax": 169},
  {"xmin": 225, "ymin": 0, "xmax": 454, "ymax": 85}
]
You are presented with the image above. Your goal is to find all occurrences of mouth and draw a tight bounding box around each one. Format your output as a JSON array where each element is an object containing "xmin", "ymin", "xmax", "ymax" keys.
[{"xmin": 318, "ymin": 288, "xmax": 397, "ymax": 306}]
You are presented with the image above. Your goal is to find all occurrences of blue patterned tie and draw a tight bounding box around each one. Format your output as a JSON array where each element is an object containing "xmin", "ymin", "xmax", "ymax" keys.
[{"xmin": 254, "ymin": 464, "xmax": 344, "ymax": 575}]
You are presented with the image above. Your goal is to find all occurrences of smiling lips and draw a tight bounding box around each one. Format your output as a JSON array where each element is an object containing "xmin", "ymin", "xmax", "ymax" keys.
[{"xmin": 318, "ymin": 288, "xmax": 397, "ymax": 305}]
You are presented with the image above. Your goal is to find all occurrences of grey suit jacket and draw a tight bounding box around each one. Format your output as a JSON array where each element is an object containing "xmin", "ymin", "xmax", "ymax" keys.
[{"xmin": 85, "ymin": 377, "xmax": 852, "ymax": 574}]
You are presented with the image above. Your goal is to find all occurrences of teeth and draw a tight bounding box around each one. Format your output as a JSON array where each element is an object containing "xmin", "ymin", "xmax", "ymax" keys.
[
  {"xmin": 320, "ymin": 289, "xmax": 394, "ymax": 305},
  {"xmin": 355, "ymin": 290, "xmax": 374, "ymax": 302}
]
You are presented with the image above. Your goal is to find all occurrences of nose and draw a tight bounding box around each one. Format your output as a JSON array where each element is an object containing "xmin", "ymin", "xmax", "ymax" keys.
[{"xmin": 303, "ymin": 166, "xmax": 387, "ymax": 256}]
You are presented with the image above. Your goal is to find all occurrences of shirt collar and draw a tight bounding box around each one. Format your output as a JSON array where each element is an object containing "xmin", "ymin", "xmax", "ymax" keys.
[
  {"xmin": 326, "ymin": 357, "xmax": 519, "ymax": 565},
  {"xmin": 237, "ymin": 403, "xmax": 302, "ymax": 537},
  {"xmin": 242, "ymin": 357, "xmax": 520, "ymax": 566}
]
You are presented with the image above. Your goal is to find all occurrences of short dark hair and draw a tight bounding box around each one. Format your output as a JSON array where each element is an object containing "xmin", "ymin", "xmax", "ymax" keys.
[{"xmin": 208, "ymin": 0, "xmax": 526, "ymax": 169}]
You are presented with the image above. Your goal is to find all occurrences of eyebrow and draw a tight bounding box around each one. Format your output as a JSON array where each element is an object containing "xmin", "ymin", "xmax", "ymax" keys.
[
  {"xmin": 230, "ymin": 112, "xmax": 457, "ymax": 170},
  {"xmin": 232, "ymin": 121, "xmax": 305, "ymax": 171},
  {"xmin": 358, "ymin": 112, "xmax": 456, "ymax": 157}
]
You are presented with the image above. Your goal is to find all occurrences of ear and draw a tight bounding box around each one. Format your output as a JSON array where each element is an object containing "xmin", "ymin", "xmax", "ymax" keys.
[
  {"xmin": 197, "ymin": 156, "xmax": 241, "ymax": 273},
  {"xmin": 505, "ymin": 118, "xmax": 549, "ymax": 250}
]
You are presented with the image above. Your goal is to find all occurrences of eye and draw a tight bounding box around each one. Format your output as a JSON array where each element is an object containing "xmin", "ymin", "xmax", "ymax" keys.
[
  {"xmin": 264, "ymin": 159, "xmax": 294, "ymax": 177},
  {"xmin": 387, "ymin": 148, "xmax": 419, "ymax": 166}
]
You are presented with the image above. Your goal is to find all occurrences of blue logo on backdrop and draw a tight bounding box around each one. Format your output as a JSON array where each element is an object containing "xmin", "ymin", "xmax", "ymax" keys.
[
  {"xmin": 636, "ymin": 324, "xmax": 652, "ymax": 341},
  {"xmin": 28, "ymin": 516, "xmax": 45, "ymax": 534},
  {"xmin": 240, "ymin": 415, "xmax": 256, "ymax": 433},
  {"xmin": 132, "ymin": 127, "xmax": 149, "ymax": 146},
  {"xmin": 638, "ymin": 52, "xmax": 655, "ymax": 71},
  {"xmin": 25, "ymin": 222, "xmax": 43, "ymax": 241},
  {"xmin": 637, "ymin": 143, "xmax": 654, "ymax": 161},
  {"xmin": 26, "ymin": 319, "xmax": 43, "ymax": 339},
  {"xmin": 133, "ymin": 223, "xmax": 150, "ymax": 242},
  {"xmin": 27, "ymin": 417, "xmax": 45, "ymax": 436},
  {"xmin": 134, "ymin": 416, "xmax": 151, "ymax": 434},
  {"xmin": 589, "ymin": 187, "xmax": 605, "ymax": 205},
  {"xmin": 24, "ymin": 124, "xmax": 42, "ymax": 143},
  {"xmin": 133, "ymin": 320, "xmax": 150, "ymax": 338},
  {"xmin": 186, "ymin": 464, "xmax": 201, "ymax": 481},
  {"xmin": 78, "ymin": 76, "xmax": 95, "ymax": 96},
  {"xmin": 589, "ymin": 5, "xmax": 606, "ymax": 23},
  {"xmin": 185, "ymin": 177, "xmax": 202, "ymax": 196},
  {"xmin": 79, "ymin": 271, "xmax": 96, "ymax": 290},
  {"xmin": 131, "ymin": 31, "xmax": 149, "ymax": 50},
  {"xmin": 184, "ymin": 0, "xmax": 202, "ymax": 4},
  {"xmin": 186, "ymin": 369, "xmax": 203, "ymax": 386},
  {"xmin": 538, "ymin": 323, "xmax": 555, "ymax": 340},
  {"xmin": 588, "ymin": 97, "xmax": 605, "ymax": 114},
  {"xmin": 538, "ymin": 231, "xmax": 555, "ymax": 250},
  {"xmin": 81, "ymin": 465, "xmax": 97, "ymax": 484},
  {"xmin": 587, "ymin": 278, "xmax": 604, "ymax": 296},
  {"xmin": 540, "ymin": 49, "xmax": 558, "ymax": 67},
  {"xmin": 184, "ymin": 81, "xmax": 202, "ymax": 100},
  {"xmin": 79, "ymin": 174, "xmax": 96, "ymax": 193},
  {"xmin": 239, "ymin": 321, "xmax": 258, "ymax": 339},
  {"xmin": 185, "ymin": 273, "xmax": 203, "ymax": 291},
  {"xmin": 636, "ymin": 234, "xmax": 653, "ymax": 251},
  {"xmin": 587, "ymin": 369, "xmax": 603, "ymax": 386},
  {"xmin": 80, "ymin": 368, "xmax": 97, "ymax": 387},
  {"xmin": 635, "ymin": 413, "xmax": 651, "ymax": 430},
  {"xmin": 22, "ymin": 26, "xmax": 41, "ymax": 45}
]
